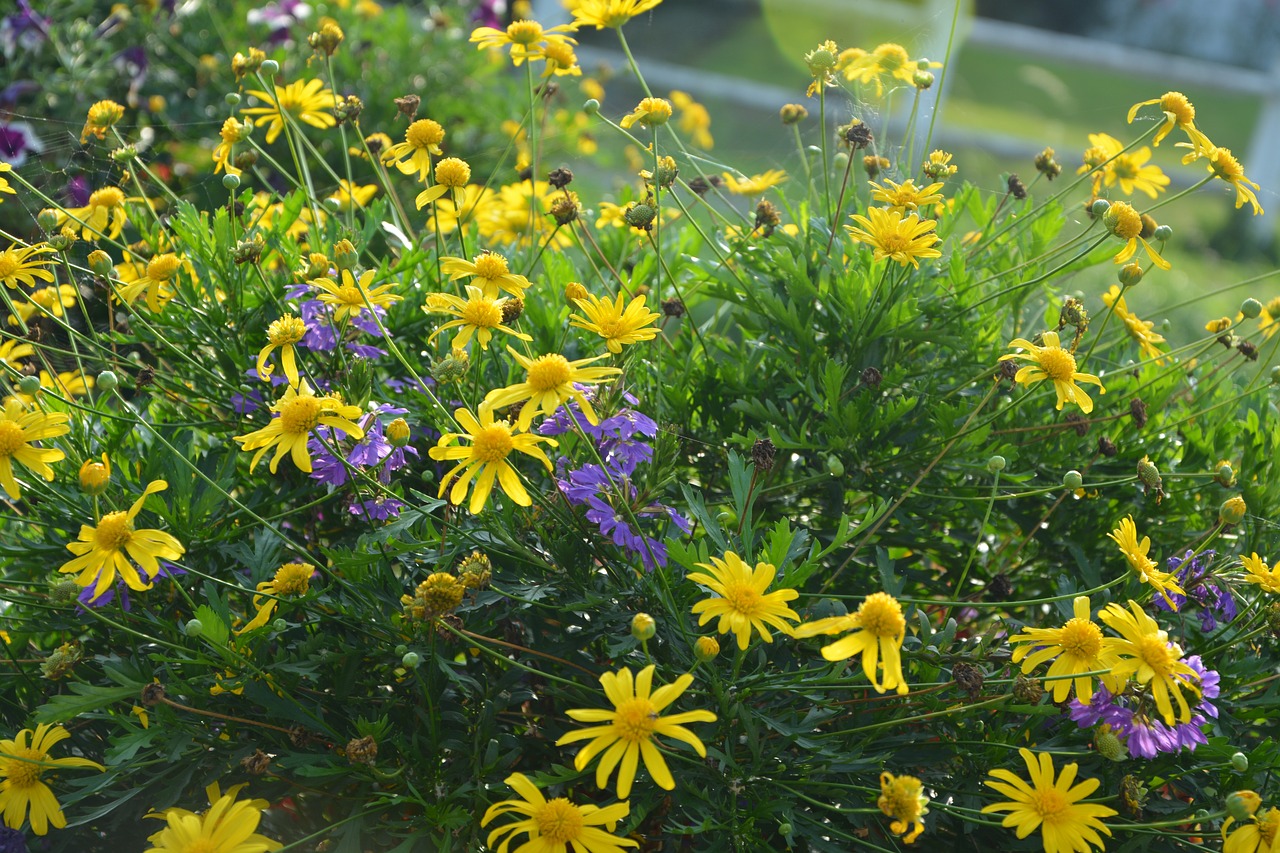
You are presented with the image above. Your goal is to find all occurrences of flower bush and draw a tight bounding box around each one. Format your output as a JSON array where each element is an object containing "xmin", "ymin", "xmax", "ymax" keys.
[{"xmin": 1, "ymin": 1, "xmax": 1278, "ymax": 851}]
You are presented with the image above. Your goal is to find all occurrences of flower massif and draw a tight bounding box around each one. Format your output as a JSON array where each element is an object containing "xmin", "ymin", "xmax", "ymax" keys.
[
  {"xmin": 481, "ymin": 773, "xmax": 637, "ymax": 853},
  {"xmin": 429, "ymin": 407, "xmax": 556, "ymax": 514},
  {"xmin": 982, "ymin": 748, "xmax": 1117, "ymax": 853},
  {"xmin": 687, "ymin": 551, "xmax": 799, "ymax": 650},
  {"xmin": 0, "ymin": 723, "xmax": 104, "ymax": 835},
  {"xmin": 794, "ymin": 592, "xmax": 910, "ymax": 694},
  {"xmin": 556, "ymin": 665, "xmax": 716, "ymax": 798},
  {"xmin": 1000, "ymin": 330, "xmax": 1104, "ymax": 414},
  {"xmin": 234, "ymin": 381, "xmax": 365, "ymax": 474}
]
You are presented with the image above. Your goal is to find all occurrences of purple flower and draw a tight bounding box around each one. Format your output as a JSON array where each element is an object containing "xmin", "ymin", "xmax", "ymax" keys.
[
  {"xmin": 347, "ymin": 342, "xmax": 386, "ymax": 359},
  {"xmin": 1153, "ymin": 549, "xmax": 1237, "ymax": 631},
  {"xmin": 0, "ymin": 825, "xmax": 28, "ymax": 853},
  {"xmin": 77, "ymin": 563, "xmax": 185, "ymax": 611},
  {"xmin": 231, "ymin": 388, "xmax": 264, "ymax": 415},
  {"xmin": 350, "ymin": 496, "xmax": 403, "ymax": 520},
  {"xmin": 308, "ymin": 431, "xmax": 350, "ymax": 486},
  {"xmin": 1, "ymin": 1, "xmax": 49, "ymax": 58},
  {"xmin": 66, "ymin": 175, "xmax": 90, "ymax": 207},
  {"xmin": 248, "ymin": 0, "xmax": 311, "ymax": 44},
  {"xmin": 0, "ymin": 120, "xmax": 42, "ymax": 166}
]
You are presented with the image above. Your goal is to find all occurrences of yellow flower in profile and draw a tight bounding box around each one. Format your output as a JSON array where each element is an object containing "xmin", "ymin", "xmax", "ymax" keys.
[
  {"xmin": 1257, "ymin": 296, "xmax": 1280, "ymax": 340},
  {"xmin": 721, "ymin": 169, "xmax": 787, "ymax": 196},
  {"xmin": 1108, "ymin": 515, "xmax": 1184, "ymax": 610},
  {"xmin": 619, "ymin": 97, "xmax": 672, "ymax": 130},
  {"xmin": 0, "ymin": 397, "xmax": 70, "ymax": 500},
  {"xmin": 380, "ymin": 119, "xmax": 446, "ymax": 181},
  {"xmin": 688, "ymin": 552, "xmax": 800, "ymax": 650},
  {"xmin": 144, "ymin": 783, "xmax": 281, "ymax": 853},
  {"xmin": 570, "ymin": 0, "xmax": 663, "ymax": 29},
  {"xmin": 841, "ymin": 42, "xmax": 941, "ymax": 97},
  {"xmin": 470, "ymin": 19, "xmax": 579, "ymax": 66},
  {"xmin": 80, "ymin": 100, "xmax": 125, "ymax": 144},
  {"xmin": 482, "ymin": 773, "xmax": 638, "ymax": 853},
  {"xmin": 234, "ymin": 381, "xmax": 364, "ymax": 474},
  {"xmin": 794, "ymin": 592, "xmax": 910, "ymax": 695},
  {"xmin": 1000, "ymin": 330, "xmax": 1105, "ymax": 414},
  {"xmin": 845, "ymin": 207, "xmax": 942, "ymax": 269},
  {"xmin": 237, "ymin": 562, "xmax": 314, "ymax": 634},
  {"xmin": 439, "ymin": 252, "xmax": 530, "ymax": 299},
  {"xmin": 326, "ymin": 179, "xmax": 377, "ymax": 212},
  {"xmin": 1101, "ymin": 200, "xmax": 1170, "ymax": 270},
  {"xmin": 0, "ymin": 723, "xmax": 105, "ymax": 835},
  {"xmin": 1243, "ymin": 553, "xmax": 1280, "ymax": 594},
  {"xmin": 923, "ymin": 149, "xmax": 957, "ymax": 179},
  {"xmin": 0, "ymin": 163, "xmax": 14, "ymax": 200},
  {"xmin": 58, "ymin": 187, "xmax": 139, "ymax": 241},
  {"xmin": 556, "ymin": 664, "xmax": 716, "ymax": 798},
  {"xmin": 1127, "ymin": 91, "xmax": 1213, "ymax": 153},
  {"xmin": 212, "ymin": 117, "xmax": 247, "ymax": 177},
  {"xmin": 870, "ymin": 178, "xmax": 945, "ymax": 215},
  {"xmin": 428, "ymin": 184, "xmax": 493, "ymax": 234},
  {"xmin": 1223, "ymin": 805, "xmax": 1280, "ymax": 853},
  {"xmin": 310, "ymin": 268, "xmax": 402, "ymax": 322},
  {"xmin": 670, "ymin": 90, "xmax": 713, "ymax": 149},
  {"xmin": 0, "ymin": 339, "xmax": 34, "ymax": 370},
  {"xmin": 415, "ymin": 158, "xmax": 472, "ymax": 209},
  {"xmin": 241, "ymin": 78, "xmax": 339, "ymax": 145},
  {"xmin": 982, "ymin": 748, "xmax": 1117, "ymax": 853},
  {"xmin": 878, "ymin": 772, "xmax": 930, "ymax": 845},
  {"xmin": 0, "ymin": 244, "xmax": 55, "ymax": 290},
  {"xmin": 1007, "ymin": 595, "xmax": 1121, "ymax": 703},
  {"xmin": 482, "ymin": 347, "xmax": 623, "ymax": 431},
  {"xmin": 569, "ymin": 291, "xmax": 661, "ymax": 353},
  {"xmin": 1182, "ymin": 145, "xmax": 1264, "ymax": 216},
  {"xmin": 428, "ymin": 407, "xmax": 555, "ymax": 514},
  {"xmin": 1102, "ymin": 285, "xmax": 1166, "ymax": 363},
  {"xmin": 7, "ymin": 284, "xmax": 78, "ymax": 327},
  {"xmin": 116, "ymin": 252, "xmax": 189, "ymax": 313},
  {"xmin": 1078, "ymin": 132, "xmax": 1169, "ymax": 199},
  {"xmin": 541, "ymin": 40, "xmax": 582, "ymax": 77},
  {"xmin": 1098, "ymin": 600, "xmax": 1200, "ymax": 725},
  {"xmin": 425, "ymin": 286, "xmax": 532, "ymax": 351},
  {"xmin": 257, "ymin": 314, "xmax": 307, "ymax": 386},
  {"xmin": 58, "ymin": 480, "xmax": 186, "ymax": 602}
]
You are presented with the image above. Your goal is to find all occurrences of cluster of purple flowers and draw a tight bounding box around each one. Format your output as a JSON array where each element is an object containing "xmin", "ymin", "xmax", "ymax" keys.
[
  {"xmin": 539, "ymin": 391, "xmax": 690, "ymax": 570},
  {"xmin": 247, "ymin": 0, "xmax": 311, "ymax": 44},
  {"xmin": 1069, "ymin": 655, "xmax": 1219, "ymax": 758},
  {"xmin": 285, "ymin": 282, "xmax": 389, "ymax": 359},
  {"xmin": 311, "ymin": 403, "xmax": 417, "ymax": 487},
  {"xmin": 1152, "ymin": 549, "xmax": 1237, "ymax": 631}
]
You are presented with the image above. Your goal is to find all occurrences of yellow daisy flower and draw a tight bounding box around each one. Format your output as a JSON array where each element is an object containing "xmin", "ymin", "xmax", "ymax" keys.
[
  {"xmin": 475, "ymin": 181, "xmax": 572, "ymax": 248},
  {"xmin": 80, "ymin": 99, "xmax": 126, "ymax": 144},
  {"xmin": 840, "ymin": 42, "xmax": 941, "ymax": 97},
  {"xmin": 1102, "ymin": 200, "xmax": 1170, "ymax": 269},
  {"xmin": 1107, "ymin": 515, "xmax": 1185, "ymax": 610},
  {"xmin": 570, "ymin": 0, "xmax": 663, "ymax": 28},
  {"xmin": 237, "ymin": 562, "xmax": 314, "ymax": 634},
  {"xmin": 310, "ymin": 268, "xmax": 402, "ymax": 322},
  {"xmin": 845, "ymin": 207, "xmax": 942, "ymax": 269},
  {"xmin": 1077, "ymin": 132, "xmax": 1169, "ymax": 199},
  {"xmin": 1242, "ymin": 553, "xmax": 1280, "ymax": 594},
  {"xmin": 1181, "ymin": 145, "xmax": 1264, "ymax": 216},
  {"xmin": 469, "ymin": 19, "xmax": 579, "ymax": 66},
  {"xmin": 721, "ymin": 169, "xmax": 787, "ymax": 196},
  {"xmin": 144, "ymin": 783, "xmax": 280, "ymax": 853},
  {"xmin": 481, "ymin": 773, "xmax": 638, "ymax": 853},
  {"xmin": 0, "ymin": 723, "xmax": 105, "ymax": 836},
  {"xmin": 256, "ymin": 314, "xmax": 307, "ymax": 386},
  {"xmin": 439, "ymin": 252, "xmax": 530, "ymax": 300},
  {"xmin": 59, "ymin": 186, "xmax": 141, "ymax": 241},
  {"xmin": 569, "ymin": 291, "xmax": 661, "ymax": 353},
  {"xmin": 0, "ymin": 396, "xmax": 70, "ymax": 500},
  {"xmin": 687, "ymin": 551, "xmax": 800, "ymax": 650},
  {"xmin": 7, "ymin": 285, "xmax": 78, "ymax": 327},
  {"xmin": 670, "ymin": 90, "xmax": 713, "ymax": 149},
  {"xmin": 0, "ymin": 339, "xmax": 35, "ymax": 370},
  {"xmin": 326, "ymin": 179, "xmax": 377, "ymax": 212},
  {"xmin": 241, "ymin": 78, "xmax": 339, "ymax": 145},
  {"xmin": 0, "ymin": 243, "xmax": 56, "ymax": 290},
  {"xmin": 869, "ymin": 178, "xmax": 946, "ymax": 215},
  {"xmin": 794, "ymin": 592, "xmax": 910, "ymax": 695},
  {"xmin": 878, "ymin": 772, "xmax": 930, "ymax": 845},
  {"xmin": 1127, "ymin": 91, "xmax": 1213, "ymax": 153},
  {"xmin": 1007, "ymin": 595, "xmax": 1121, "ymax": 703},
  {"xmin": 1102, "ymin": 285, "xmax": 1166, "ymax": 363},
  {"xmin": 999, "ymin": 330, "xmax": 1105, "ymax": 414},
  {"xmin": 234, "ymin": 380, "xmax": 365, "ymax": 475},
  {"xmin": 428, "ymin": 407, "xmax": 556, "ymax": 514},
  {"xmin": 425, "ymin": 286, "xmax": 532, "ymax": 351},
  {"xmin": 541, "ymin": 40, "xmax": 583, "ymax": 77},
  {"xmin": 1258, "ymin": 296, "xmax": 1280, "ymax": 340},
  {"xmin": 555, "ymin": 664, "xmax": 716, "ymax": 798},
  {"xmin": 481, "ymin": 346, "xmax": 623, "ymax": 431},
  {"xmin": 981, "ymin": 748, "xmax": 1117, "ymax": 853},
  {"xmin": 428, "ymin": 184, "xmax": 493, "ymax": 233},
  {"xmin": 416, "ymin": 158, "xmax": 473, "ymax": 209},
  {"xmin": 619, "ymin": 97, "xmax": 672, "ymax": 130},
  {"xmin": 57, "ymin": 480, "xmax": 186, "ymax": 602},
  {"xmin": 1223, "ymin": 805, "xmax": 1280, "ymax": 853},
  {"xmin": 0, "ymin": 163, "xmax": 14, "ymax": 200},
  {"xmin": 1098, "ymin": 600, "xmax": 1200, "ymax": 725},
  {"xmin": 116, "ymin": 252, "xmax": 191, "ymax": 313},
  {"xmin": 212, "ymin": 117, "xmax": 248, "ymax": 177},
  {"xmin": 380, "ymin": 119, "xmax": 446, "ymax": 182}
]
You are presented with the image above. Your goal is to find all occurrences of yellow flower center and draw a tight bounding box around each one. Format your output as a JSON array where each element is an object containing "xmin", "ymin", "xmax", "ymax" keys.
[
  {"xmin": 3, "ymin": 747, "xmax": 44, "ymax": 789},
  {"xmin": 406, "ymin": 119, "xmax": 445, "ymax": 150},
  {"xmin": 1209, "ymin": 149, "xmax": 1244, "ymax": 182},
  {"xmin": 614, "ymin": 697, "xmax": 658, "ymax": 742},
  {"xmin": 1111, "ymin": 156, "xmax": 1137, "ymax": 180},
  {"xmin": 505, "ymin": 20, "xmax": 544, "ymax": 45},
  {"xmin": 146, "ymin": 253, "xmax": 181, "ymax": 281},
  {"xmin": 472, "ymin": 424, "xmax": 514, "ymax": 463},
  {"xmin": 874, "ymin": 43, "xmax": 909, "ymax": 71},
  {"xmin": 1134, "ymin": 635, "xmax": 1174, "ymax": 676},
  {"xmin": 278, "ymin": 395, "xmax": 323, "ymax": 434},
  {"xmin": 1081, "ymin": 147, "xmax": 1107, "ymax": 169},
  {"xmin": 879, "ymin": 774, "xmax": 925, "ymax": 821},
  {"xmin": 184, "ymin": 841, "xmax": 219, "ymax": 853},
  {"xmin": 1159, "ymin": 92, "xmax": 1195, "ymax": 127},
  {"xmin": 722, "ymin": 580, "xmax": 764, "ymax": 618},
  {"xmin": 858, "ymin": 593, "xmax": 905, "ymax": 638},
  {"xmin": 544, "ymin": 41, "xmax": 576, "ymax": 67},
  {"xmin": 80, "ymin": 461, "xmax": 110, "ymax": 492},
  {"xmin": 461, "ymin": 297, "xmax": 502, "ymax": 328},
  {"xmin": 435, "ymin": 157, "xmax": 471, "ymax": 188},
  {"xmin": 334, "ymin": 284, "xmax": 364, "ymax": 308},
  {"xmin": 472, "ymin": 253, "xmax": 510, "ymax": 280},
  {"xmin": 272, "ymin": 562, "xmax": 313, "ymax": 595},
  {"xmin": 88, "ymin": 100, "xmax": 124, "ymax": 126},
  {"xmin": 1259, "ymin": 811, "xmax": 1280, "ymax": 846},
  {"xmin": 221, "ymin": 117, "xmax": 246, "ymax": 143},
  {"xmin": 0, "ymin": 254, "xmax": 18, "ymax": 278},
  {"xmin": 1266, "ymin": 296, "xmax": 1280, "ymax": 316},
  {"xmin": 533, "ymin": 798, "xmax": 585, "ymax": 843},
  {"xmin": 1030, "ymin": 785, "xmax": 1069, "ymax": 821},
  {"xmin": 1037, "ymin": 346, "xmax": 1078, "ymax": 382},
  {"xmin": 1105, "ymin": 202, "xmax": 1142, "ymax": 240},
  {"xmin": 1058, "ymin": 618, "xmax": 1103, "ymax": 658},
  {"xmin": 0, "ymin": 421, "xmax": 24, "ymax": 456},
  {"xmin": 526, "ymin": 354, "xmax": 572, "ymax": 393},
  {"xmin": 89, "ymin": 187, "xmax": 125, "ymax": 208},
  {"xmin": 877, "ymin": 232, "xmax": 914, "ymax": 256},
  {"xmin": 635, "ymin": 98, "xmax": 672, "ymax": 125},
  {"xmin": 95, "ymin": 510, "xmax": 134, "ymax": 551},
  {"xmin": 268, "ymin": 315, "xmax": 306, "ymax": 346}
]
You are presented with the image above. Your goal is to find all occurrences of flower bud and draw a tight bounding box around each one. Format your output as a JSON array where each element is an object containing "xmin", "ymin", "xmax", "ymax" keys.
[
  {"xmin": 1227, "ymin": 791, "xmax": 1262, "ymax": 821},
  {"xmin": 259, "ymin": 59, "xmax": 279, "ymax": 77},
  {"xmin": 222, "ymin": 173, "xmax": 241, "ymax": 190},
  {"xmin": 37, "ymin": 208, "xmax": 60, "ymax": 231},
  {"xmin": 631, "ymin": 613, "xmax": 656, "ymax": 642},
  {"xmin": 88, "ymin": 249, "xmax": 114, "ymax": 277},
  {"xmin": 1231, "ymin": 752, "xmax": 1249, "ymax": 773},
  {"xmin": 333, "ymin": 239, "xmax": 358, "ymax": 271},
  {"xmin": 79, "ymin": 454, "xmax": 111, "ymax": 495},
  {"xmin": 825, "ymin": 455, "xmax": 844, "ymax": 477},
  {"xmin": 1152, "ymin": 224, "xmax": 1172, "ymax": 241},
  {"xmin": 694, "ymin": 636, "xmax": 720, "ymax": 662},
  {"xmin": 225, "ymin": 92, "xmax": 241, "ymax": 106},
  {"xmin": 1094, "ymin": 725, "xmax": 1127, "ymax": 762},
  {"xmin": 912, "ymin": 70, "xmax": 935, "ymax": 89},
  {"xmin": 1118, "ymin": 263, "xmax": 1144, "ymax": 287},
  {"xmin": 1090, "ymin": 198, "xmax": 1111, "ymax": 216},
  {"xmin": 17, "ymin": 375, "xmax": 42, "ymax": 395},
  {"xmin": 1063, "ymin": 470, "xmax": 1083, "ymax": 490},
  {"xmin": 271, "ymin": 618, "xmax": 288, "ymax": 632},
  {"xmin": 395, "ymin": 644, "xmax": 408, "ymax": 656},
  {"xmin": 1241, "ymin": 297, "xmax": 1262, "ymax": 319},
  {"xmin": 987, "ymin": 455, "xmax": 1006, "ymax": 472},
  {"xmin": 386, "ymin": 417, "xmax": 410, "ymax": 447},
  {"xmin": 583, "ymin": 98, "xmax": 600, "ymax": 114},
  {"xmin": 185, "ymin": 618, "xmax": 204, "ymax": 637},
  {"xmin": 779, "ymin": 103, "xmax": 808, "ymax": 125},
  {"xmin": 1215, "ymin": 461, "xmax": 1236, "ymax": 487},
  {"xmin": 96, "ymin": 370, "xmax": 119, "ymax": 393},
  {"xmin": 401, "ymin": 651, "xmax": 421, "ymax": 668},
  {"xmin": 565, "ymin": 281, "xmax": 589, "ymax": 302},
  {"xmin": 1219, "ymin": 495, "xmax": 1247, "ymax": 525}
]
